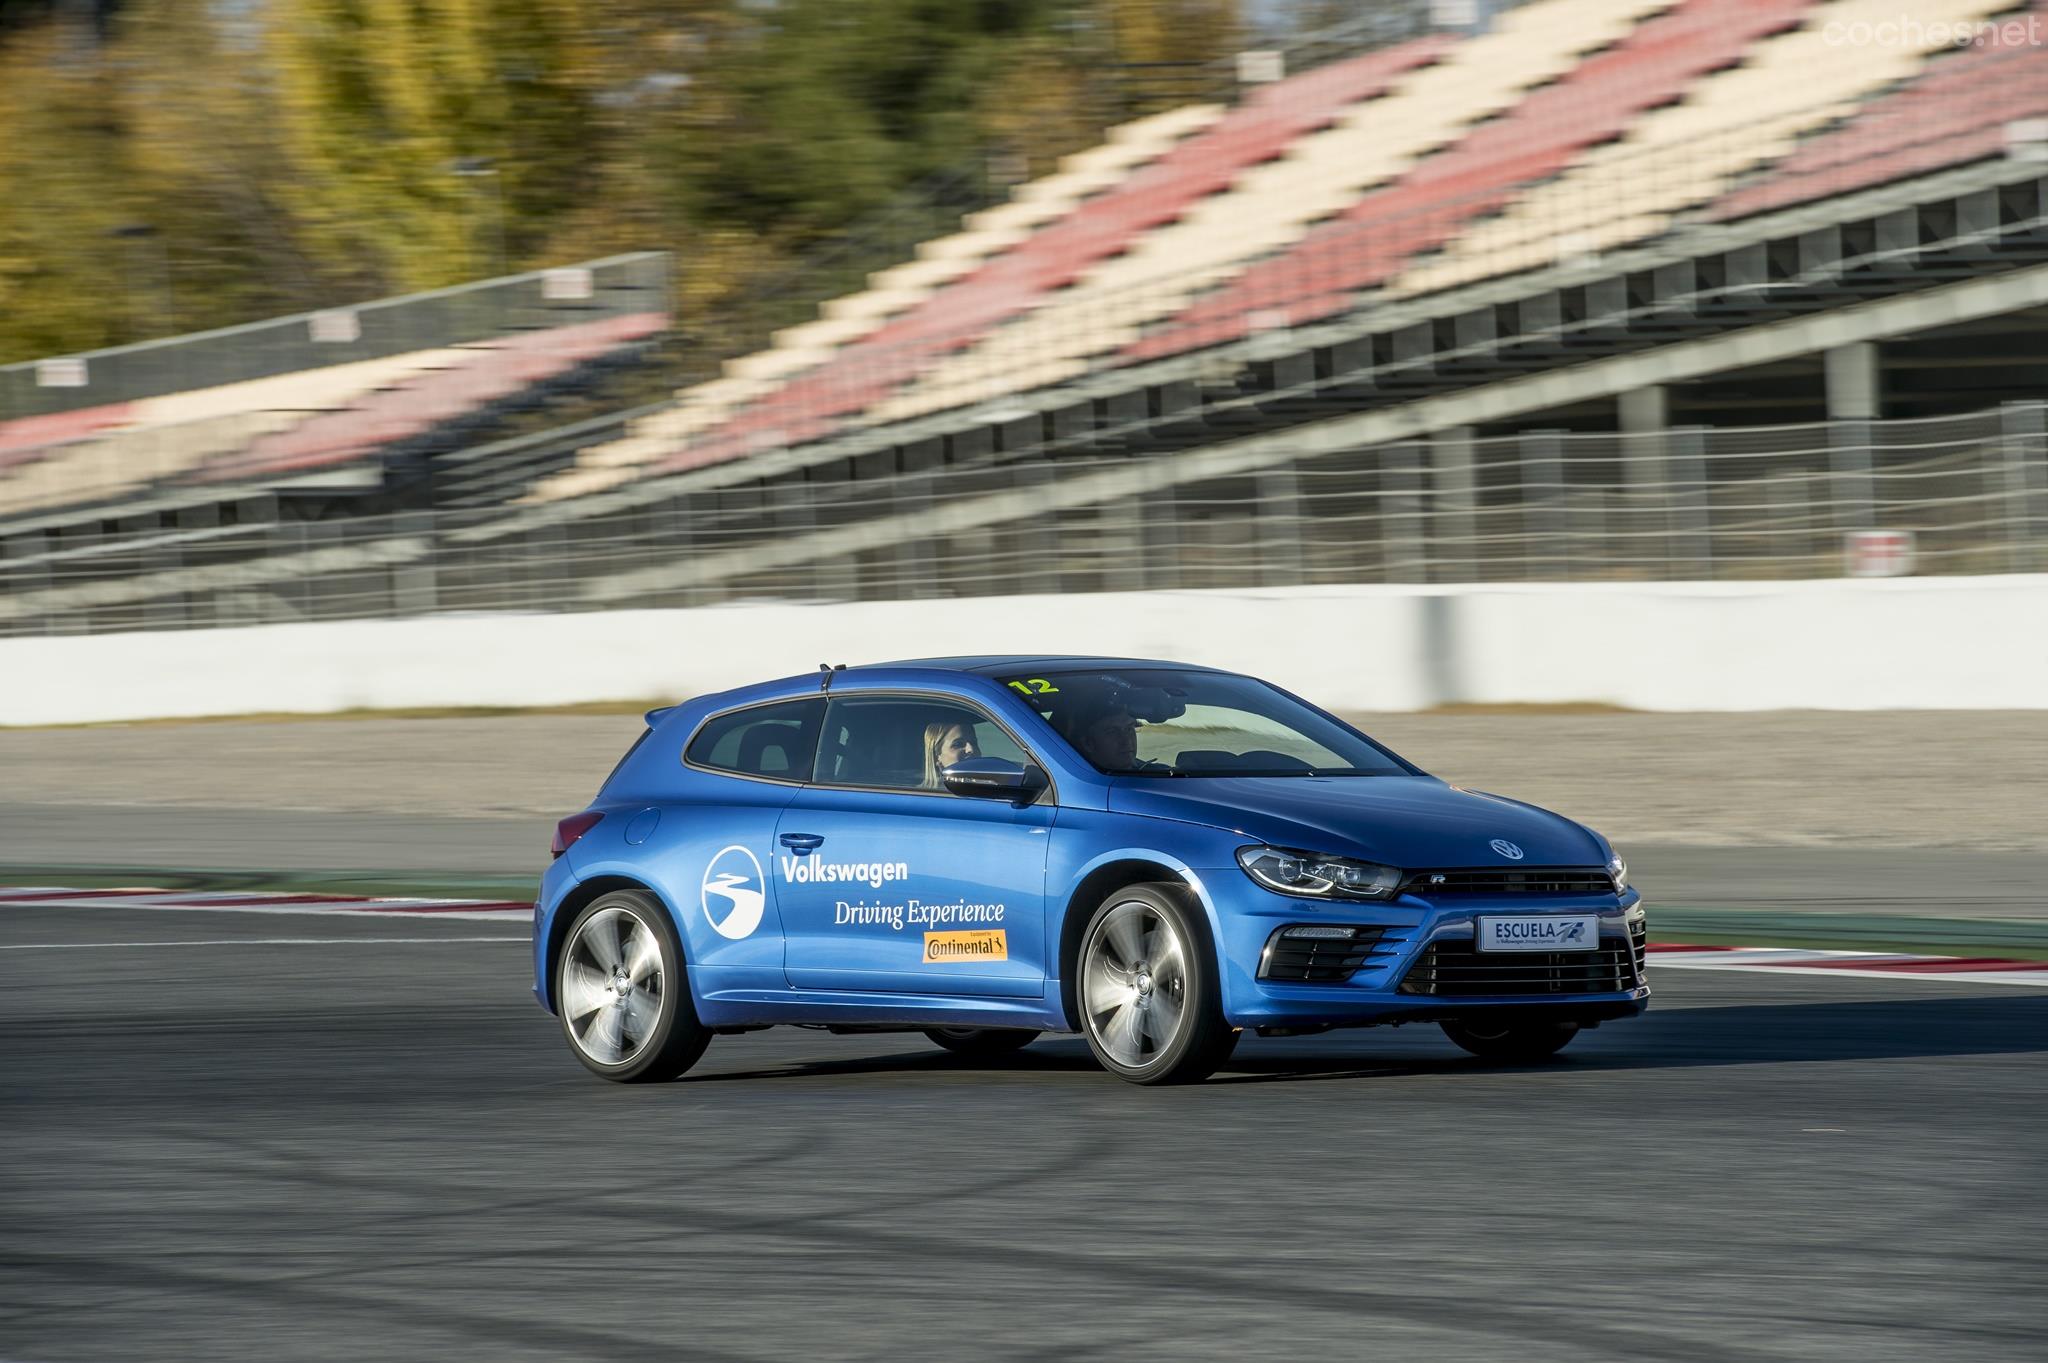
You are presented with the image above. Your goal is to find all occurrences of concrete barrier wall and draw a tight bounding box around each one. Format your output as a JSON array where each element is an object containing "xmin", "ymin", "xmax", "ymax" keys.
[{"xmin": 5, "ymin": 575, "xmax": 2045, "ymax": 726}]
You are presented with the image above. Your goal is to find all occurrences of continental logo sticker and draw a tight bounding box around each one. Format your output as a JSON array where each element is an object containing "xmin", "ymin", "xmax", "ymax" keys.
[{"xmin": 923, "ymin": 929, "xmax": 1008, "ymax": 964}]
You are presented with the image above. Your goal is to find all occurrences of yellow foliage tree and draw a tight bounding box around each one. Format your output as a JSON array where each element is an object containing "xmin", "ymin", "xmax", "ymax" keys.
[{"xmin": 0, "ymin": 22, "xmax": 145, "ymax": 362}]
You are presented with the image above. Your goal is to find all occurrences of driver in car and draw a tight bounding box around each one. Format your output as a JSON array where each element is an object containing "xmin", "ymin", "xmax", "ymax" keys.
[{"xmin": 1054, "ymin": 682, "xmax": 1171, "ymax": 773}]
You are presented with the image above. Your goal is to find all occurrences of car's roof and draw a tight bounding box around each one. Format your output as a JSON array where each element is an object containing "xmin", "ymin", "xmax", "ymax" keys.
[{"xmin": 858, "ymin": 656, "xmax": 1227, "ymax": 676}]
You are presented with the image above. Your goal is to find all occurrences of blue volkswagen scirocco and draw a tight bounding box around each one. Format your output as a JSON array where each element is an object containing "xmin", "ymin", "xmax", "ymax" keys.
[{"xmin": 535, "ymin": 657, "xmax": 1647, "ymax": 1085}]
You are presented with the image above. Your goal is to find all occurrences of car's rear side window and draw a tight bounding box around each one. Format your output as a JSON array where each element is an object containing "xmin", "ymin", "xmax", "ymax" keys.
[{"xmin": 685, "ymin": 698, "xmax": 826, "ymax": 782}]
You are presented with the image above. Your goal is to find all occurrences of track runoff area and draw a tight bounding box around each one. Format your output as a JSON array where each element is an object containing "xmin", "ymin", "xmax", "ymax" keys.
[{"xmin": 4, "ymin": 889, "xmax": 2044, "ymax": 1363}]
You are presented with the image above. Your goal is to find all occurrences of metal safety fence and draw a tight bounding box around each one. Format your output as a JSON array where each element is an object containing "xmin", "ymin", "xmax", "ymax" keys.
[
  {"xmin": 1, "ymin": 400, "xmax": 2042, "ymax": 636},
  {"xmin": 0, "ymin": 253, "xmax": 672, "ymax": 422}
]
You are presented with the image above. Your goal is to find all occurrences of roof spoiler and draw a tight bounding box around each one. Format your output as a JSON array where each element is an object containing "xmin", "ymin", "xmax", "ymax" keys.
[{"xmin": 643, "ymin": 704, "xmax": 678, "ymax": 727}]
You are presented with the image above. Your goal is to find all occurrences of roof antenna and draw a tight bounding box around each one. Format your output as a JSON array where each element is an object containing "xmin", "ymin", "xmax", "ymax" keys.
[{"xmin": 819, "ymin": 663, "xmax": 834, "ymax": 691}]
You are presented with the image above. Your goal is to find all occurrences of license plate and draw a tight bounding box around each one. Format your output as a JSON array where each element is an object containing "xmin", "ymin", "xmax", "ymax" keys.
[{"xmin": 1477, "ymin": 915, "xmax": 1600, "ymax": 952}]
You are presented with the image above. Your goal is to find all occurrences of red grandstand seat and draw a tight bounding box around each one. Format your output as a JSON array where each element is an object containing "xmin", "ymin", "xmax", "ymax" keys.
[
  {"xmin": 1126, "ymin": 0, "xmax": 1817, "ymax": 362},
  {"xmin": 0, "ymin": 402, "xmax": 137, "ymax": 471}
]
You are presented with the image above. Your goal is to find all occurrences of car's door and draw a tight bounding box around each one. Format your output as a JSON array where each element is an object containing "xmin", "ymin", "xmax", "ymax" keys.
[
  {"xmin": 775, "ymin": 692, "xmax": 1052, "ymax": 998},
  {"xmin": 665, "ymin": 697, "xmax": 826, "ymax": 984}
]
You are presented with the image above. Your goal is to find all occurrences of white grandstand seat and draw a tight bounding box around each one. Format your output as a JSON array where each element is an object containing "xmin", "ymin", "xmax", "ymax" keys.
[
  {"xmin": 867, "ymin": 0, "xmax": 1677, "ymax": 424},
  {"xmin": 1395, "ymin": 0, "xmax": 2015, "ymax": 296}
]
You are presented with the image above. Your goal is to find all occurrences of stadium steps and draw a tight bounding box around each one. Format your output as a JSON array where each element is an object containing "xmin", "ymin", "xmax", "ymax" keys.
[
  {"xmin": 444, "ymin": 154, "xmax": 2047, "ymax": 553},
  {"xmin": 528, "ymin": 34, "xmax": 1459, "ymax": 505},
  {"xmin": 1126, "ymin": 0, "xmax": 1820, "ymax": 362}
]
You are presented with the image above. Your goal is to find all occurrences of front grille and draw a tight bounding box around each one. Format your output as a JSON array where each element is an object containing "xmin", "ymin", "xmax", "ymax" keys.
[
  {"xmin": 1260, "ymin": 926, "xmax": 1395, "ymax": 983},
  {"xmin": 1403, "ymin": 867, "xmax": 1619, "ymax": 896},
  {"xmin": 1398, "ymin": 935, "xmax": 1639, "ymax": 997}
]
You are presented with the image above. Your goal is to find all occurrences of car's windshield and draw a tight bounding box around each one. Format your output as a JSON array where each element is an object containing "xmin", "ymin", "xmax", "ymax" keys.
[{"xmin": 999, "ymin": 668, "xmax": 1411, "ymax": 778}]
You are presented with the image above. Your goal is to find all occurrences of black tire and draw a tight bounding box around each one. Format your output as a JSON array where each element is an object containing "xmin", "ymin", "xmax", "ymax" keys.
[
  {"xmin": 1076, "ymin": 883, "xmax": 1238, "ymax": 1085},
  {"xmin": 1440, "ymin": 1017, "xmax": 1580, "ymax": 1062},
  {"xmin": 923, "ymin": 1027, "xmax": 1041, "ymax": 1056},
  {"xmin": 555, "ymin": 890, "xmax": 710, "ymax": 1082}
]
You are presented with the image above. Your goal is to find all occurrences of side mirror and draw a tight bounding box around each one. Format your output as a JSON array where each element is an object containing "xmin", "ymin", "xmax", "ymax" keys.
[{"xmin": 940, "ymin": 757, "xmax": 1047, "ymax": 801}]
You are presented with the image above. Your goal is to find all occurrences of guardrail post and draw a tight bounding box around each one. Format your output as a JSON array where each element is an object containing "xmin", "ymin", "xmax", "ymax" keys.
[
  {"xmin": 1381, "ymin": 441, "xmax": 1427, "ymax": 583},
  {"xmin": 1825, "ymin": 342, "xmax": 1879, "ymax": 533},
  {"xmin": 143, "ymin": 539, "xmax": 183, "ymax": 629},
  {"xmin": 1520, "ymin": 430, "xmax": 1566, "ymax": 580},
  {"xmin": 1669, "ymin": 426, "xmax": 1714, "ymax": 579},
  {"xmin": 771, "ymin": 480, "xmax": 835, "ymax": 601},
  {"xmin": 2001, "ymin": 402, "xmax": 2047, "ymax": 573},
  {"xmin": 268, "ymin": 521, "xmax": 307, "ymax": 622},
  {"xmin": 893, "ymin": 469, "xmax": 936, "ymax": 600},
  {"xmin": 664, "ymin": 494, "xmax": 704, "ymax": 607},
  {"xmin": 1012, "ymin": 462, "xmax": 1061, "ymax": 596},
  {"xmin": 1256, "ymin": 463, "xmax": 1304, "ymax": 587},
  {"xmin": 2, "ymin": 534, "xmax": 49, "ymax": 637},
  {"xmin": 1430, "ymin": 427, "xmax": 1477, "ymax": 583},
  {"xmin": 1619, "ymin": 385, "xmax": 1671, "ymax": 578},
  {"xmin": 394, "ymin": 512, "xmax": 439, "ymax": 616},
  {"xmin": 1140, "ymin": 480, "xmax": 1181, "ymax": 590}
]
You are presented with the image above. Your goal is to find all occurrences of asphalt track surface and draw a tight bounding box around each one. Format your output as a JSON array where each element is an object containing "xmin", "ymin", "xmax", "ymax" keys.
[
  {"xmin": 3, "ymin": 904, "xmax": 2044, "ymax": 1363},
  {"xmin": 6, "ymin": 800, "xmax": 2046, "ymax": 932}
]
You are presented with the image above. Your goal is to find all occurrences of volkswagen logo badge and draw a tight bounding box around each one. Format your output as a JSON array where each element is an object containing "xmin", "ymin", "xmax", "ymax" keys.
[{"xmin": 1489, "ymin": 839, "xmax": 1525, "ymax": 860}]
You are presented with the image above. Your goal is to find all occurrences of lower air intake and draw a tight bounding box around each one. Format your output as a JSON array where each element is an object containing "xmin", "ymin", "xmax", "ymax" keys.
[{"xmin": 1398, "ymin": 936, "xmax": 1640, "ymax": 997}]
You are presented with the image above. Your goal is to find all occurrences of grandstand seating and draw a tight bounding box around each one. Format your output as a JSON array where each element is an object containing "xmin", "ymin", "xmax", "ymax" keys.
[
  {"xmin": 1397, "ymin": 0, "xmax": 2016, "ymax": 295},
  {"xmin": 528, "ymin": 35, "xmax": 1457, "ymax": 502},
  {"xmin": 0, "ymin": 404, "xmax": 136, "ymax": 468},
  {"xmin": 0, "ymin": 349, "xmax": 470, "ymax": 517},
  {"xmin": 855, "ymin": 0, "xmax": 1678, "ymax": 426},
  {"xmin": 498, "ymin": 0, "xmax": 2048, "ymax": 515},
  {"xmin": 1124, "ymin": 0, "xmax": 1817, "ymax": 360},
  {"xmin": 11, "ymin": 0, "xmax": 2040, "ymax": 530},
  {"xmin": 195, "ymin": 311, "xmax": 665, "ymax": 484},
  {"xmin": 0, "ymin": 312, "xmax": 664, "ymax": 517},
  {"xmin": 1710, "ymin": 8, "xmax": 2048, "ymax": 221},
  {"xmin": 536, "ymin": 105, "xmax": 1227, "ymax": 504}
]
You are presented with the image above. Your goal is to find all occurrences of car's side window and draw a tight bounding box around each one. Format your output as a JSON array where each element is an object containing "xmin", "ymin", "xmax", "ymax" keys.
[
  {"xmin": 685, "ymin": 698, "xmax": 826, "ymax": 782},
  {"xmin": 815, "ymin": 695, "xmax": 1020, "ymax": 793}
]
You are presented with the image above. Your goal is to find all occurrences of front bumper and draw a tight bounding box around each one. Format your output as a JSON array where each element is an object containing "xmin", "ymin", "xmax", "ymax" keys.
[{"xmin": 1199, "ymin": 871, "xmax": 1650, "ymax": 1029}]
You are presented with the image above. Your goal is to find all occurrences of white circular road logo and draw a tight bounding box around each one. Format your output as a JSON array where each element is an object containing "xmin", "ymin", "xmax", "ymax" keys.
[
  {"xmin": 1490, "ymin": 839, "xmax": 1525, "ymax": 860},
  {"xmin": 701, "ymin": 844, "xmax": 766, "ymax": 940}
]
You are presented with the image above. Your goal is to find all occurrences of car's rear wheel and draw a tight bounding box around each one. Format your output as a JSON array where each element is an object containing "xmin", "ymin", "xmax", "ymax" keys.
[
  {"xmin": 923, "ymin": 1027, "xmax": 1040, "ymax": 1057},
  {"xmin": 1440, "ymin": 1017, "xmax": 1580, "ymax": 1062},
  {"xmin": 557, "ymin": 891, "xmax": 710, "ymax": 1082},
  {"xmin": 1078, "ymin": 884, "xmax": 1237, "ymax": 1085}
]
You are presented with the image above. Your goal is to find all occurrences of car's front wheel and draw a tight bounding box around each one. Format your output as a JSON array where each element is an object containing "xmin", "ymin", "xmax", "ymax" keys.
[
  {"xmin": 556, "ymin": 891, "xmax": 710, "ymax": 1082},
  {"xmin": 1440, "ymin": 1017, "xmax": 1580, "ymax": 1062},
  {"xmin": 1077, "ymin": 884, "xmax": 1237, "ymax": 1085},
  {"xmin": 923, "ymin": 1027, "xmax": 1040, "ymax": 1057}
]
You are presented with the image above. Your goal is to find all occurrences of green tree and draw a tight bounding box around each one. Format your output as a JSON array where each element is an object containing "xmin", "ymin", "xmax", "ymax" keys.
[{"xmin": 0, "ymin": 20, "xmax": 142, "ymax": 361}]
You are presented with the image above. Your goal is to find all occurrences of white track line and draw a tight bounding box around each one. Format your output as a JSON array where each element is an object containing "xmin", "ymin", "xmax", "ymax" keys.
[
  {"xmin": 0, "ymin": 937, "xmax": 530, "ymax": 950},
  {"xmin": 1653, "ymin": 947, "xmax": 2048, "ymax": 987}
]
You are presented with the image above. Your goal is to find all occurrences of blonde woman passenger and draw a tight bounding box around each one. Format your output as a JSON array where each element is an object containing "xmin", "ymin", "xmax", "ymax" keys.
[{"xmin": 921, "ymin": 719, "xmax": 981, "ymax": 790}]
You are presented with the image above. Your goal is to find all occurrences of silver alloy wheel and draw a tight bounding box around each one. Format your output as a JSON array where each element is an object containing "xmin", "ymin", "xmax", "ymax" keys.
[
  {"xmin": 1082, "ymin": 899, "xmax": 1190, "ymax": 1068},
  {"xmin": 561, "ymin": 905, "xmax": 665, "ymax": 1067}
]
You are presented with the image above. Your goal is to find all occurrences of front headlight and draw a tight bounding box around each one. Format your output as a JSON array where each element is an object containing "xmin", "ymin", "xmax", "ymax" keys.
[
  {"xmin": 1606, "ymin": 854, "xmax": 1629, "ymax": 892},
  {"xmin": 1237, "ymin": 845, "xmax": 1402, "ymax": 901}
]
